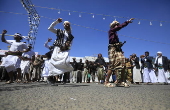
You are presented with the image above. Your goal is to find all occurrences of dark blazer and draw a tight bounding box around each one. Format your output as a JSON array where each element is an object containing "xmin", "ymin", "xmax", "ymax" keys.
[
  {"xmin": 71, "ymin": 61, "xmax": 78, "ymax": 71},
  {"xmin": 95, "ymin": 58, "xmax": 106, "ymax": 67},
  {"xmin": 77, "ymin": 62, "xmax": 84, "ymax": 71},
  {"xmin": 155, "ymin": 56, "xmax": 169, "ymax": 71},
  {"xmin": 133, "ymin": 57, "xmax": 140, "ymax": 69},
  {"xmin": 141, "ymin": 56, "xmax": 153, "ymax": 69}
]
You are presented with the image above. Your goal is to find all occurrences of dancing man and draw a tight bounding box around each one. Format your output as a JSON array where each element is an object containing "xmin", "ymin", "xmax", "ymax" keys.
[
  {"xmin": 1, "ymin": 30, "xmax": 28, "ymax": 84},
  {"xmin": 20, "ymin": 44, "xmax": 35, "ymax": 83},
  {"xmin": 47, "ymin": 18, "xmax": 74, "ymax": 85},
  {"xmin": 104, "ymin": 18, "xmax": 134, "ymax": 87}
]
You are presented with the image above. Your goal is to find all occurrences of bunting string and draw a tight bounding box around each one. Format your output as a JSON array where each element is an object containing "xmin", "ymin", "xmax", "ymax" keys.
[
  {"xmin": 33, "ymin": 5, "xmax": 170, "ymax": 23},
  {"xmin": 0, "ymin": 34, "xmax": 34, "ymax": 40},
  {"xmin": 0, "ymin": 11, "xmax": 170, "ymax": 45}
]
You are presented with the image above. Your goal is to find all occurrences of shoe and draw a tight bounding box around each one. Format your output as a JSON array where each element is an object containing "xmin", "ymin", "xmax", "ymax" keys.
[
  {"xmin": 61, "ymin": 82, "xmax": 66, "ymax": 85},
  {"xmin": 16, "ymin": 80, "xmax": 22, "ymax": 83},
  {"xmin": 164, "ymin": 82, "xmax": 168, "ymax": 85},
  {"xmin": 47, "ymin": 79, "xmax": 52, "ymax": 85}
]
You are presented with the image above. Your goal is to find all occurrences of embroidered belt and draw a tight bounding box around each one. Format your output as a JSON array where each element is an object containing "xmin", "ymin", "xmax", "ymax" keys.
[
  {"xmin": 158, "ymin": 66, "xmax": 163, "ymax": 69},
  {"xmin": 7, "ymin": 51, "xmax": 22, "ymax": 56},
  {"xmin": 126, "ymin": 67, "xmax": 132, "ymax": 69}
]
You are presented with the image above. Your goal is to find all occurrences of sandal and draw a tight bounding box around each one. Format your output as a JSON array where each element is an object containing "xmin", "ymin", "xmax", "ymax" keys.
[
  {"xmin": 124, "ymin": 83, "xmax": 130, "ymax": 88},
  {"xmin": 117, "ymin": 82, "xmax": 125, "ymax": 87},
  {"xmin": 104, "ymin": 83, "xmax": 115, "ymax": 87},
  {"xmin": 23, "ymin": 81, "xmax": 29, "ymax": 83},
  {"xmin": 16, "ymin": 80, "xmax": 22, "ymax": 83},
  {"xmin": 6, "ymin": 81, "xmax": 14, "ymax": 84},
  {"xmin": 114, "ymin": 80, "xmax": 118, "ymax": 84}
]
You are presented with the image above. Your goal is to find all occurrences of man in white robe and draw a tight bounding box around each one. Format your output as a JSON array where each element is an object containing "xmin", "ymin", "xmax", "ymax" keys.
[
  {"xmin": 47, "ymin": 18, "xmax": 74, "ymax": 85},
  {"xmin": 42, "ymin": 38, "xmax": 53, "ymax": 82},
  {"xmin": 20, "ymin": 45, "xmax": 35, "ymax": 83},
  {"xmin": 154, "ymin": 51, "xmax": 168, "ymax": 85},
  {"xmin": 141, "ymin": 51, "xmax": 157, "ymax": 84},
  {"xmin": 131, "ymin": 54, "xmax": 142, "ymax": 84},
  {"xmin": 1, "ymin": 30, "xmax": 28, "ymax": 84}
]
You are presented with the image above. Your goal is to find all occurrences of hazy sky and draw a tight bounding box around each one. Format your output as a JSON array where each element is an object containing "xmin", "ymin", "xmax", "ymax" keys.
[{"xmin": 0, "ymin": 0, "xmax": 170, "ymax": 59}]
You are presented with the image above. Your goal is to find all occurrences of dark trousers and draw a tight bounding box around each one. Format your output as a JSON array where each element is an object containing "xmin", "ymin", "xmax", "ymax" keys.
[
  {"xmin": 0, "ymin": 66, "xmax": 9, "ymax": 81},
  {"xmin": 77, "ymin": 70, "xmax": 82, "ymax": 83},
  {"xmin": 91, "ymin": 71, "xmax": 96, "ymax": 82},
  {"xmin": 62, "ymin": 72, "xmax": 70, "ymax": 83}
]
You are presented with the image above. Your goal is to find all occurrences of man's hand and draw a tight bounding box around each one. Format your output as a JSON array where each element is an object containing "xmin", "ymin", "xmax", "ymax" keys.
[
  {"xmin": 57, "ymin": 18, "xmax": 62, "ymax": 23},
  {"xmin": 2, "ymin": 30, "xmax": 7, "ymax": 34},
  {"xmin": 129, "ymin": 18, "xmax": 134, "ymax": 23},
  {"xmin": 140, "ymin": 55, "xmax": 145, "ymax": 58},
  {"xmin": 48, "ymin": 38, "xmax": 52, "ymax": 42},
  {"xmin": 131, "ymin": 58, "xmax": 135, "ymax": 60}
]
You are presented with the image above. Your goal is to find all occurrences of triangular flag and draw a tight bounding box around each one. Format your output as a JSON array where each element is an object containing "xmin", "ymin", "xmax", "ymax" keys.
[
  {"xmin": 92, "ymin": 15, "xmax": 94, "ymax": 18},
  {"xmin": 160, "ymin": 22, "xmax": 162, "ymax": 26},
  {"xmin": 58, "ymin": 10, "xmax": 60, "ymax": 14},
  {"xmin": 103, "ymin": 17, "xmax": 105, "ymax": 20},
  {"xmin": 150, "ymin": 21, "xmax": 152, "ymax": 25},
  {"xmin": 138, "ymin": 21, "xmax": 140, "ymax": 24},
  {"xmin": 69, "ymin": 12, "xmax": 71, "ymax": 15},
  {"xmin": 79, "ymin": 14, "xmax": 81, "ymax": 17}
]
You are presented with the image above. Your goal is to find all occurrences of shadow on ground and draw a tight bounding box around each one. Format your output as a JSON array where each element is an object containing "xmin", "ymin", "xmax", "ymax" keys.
[{"xmin": 0, "ymin": 82, "xmax": 90, "ymax": 91}]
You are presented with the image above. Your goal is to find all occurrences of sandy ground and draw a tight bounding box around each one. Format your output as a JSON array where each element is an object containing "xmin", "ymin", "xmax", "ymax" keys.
[{"xmin": 0, "ymin": 82, "xmax": 170, "ymax": 110}]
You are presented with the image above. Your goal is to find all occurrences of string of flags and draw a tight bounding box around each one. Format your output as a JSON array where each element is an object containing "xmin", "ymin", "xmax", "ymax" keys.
[
  {"xmin": 0, "ymin": 10, "xmax": 170, "ymax": 45},
  {"xmin": 33, "ymin": 5, "xmax": 170, "ymax": 26}
]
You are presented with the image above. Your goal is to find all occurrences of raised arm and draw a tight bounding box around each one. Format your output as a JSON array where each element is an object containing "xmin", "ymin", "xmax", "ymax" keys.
[
  {"xmin": 44, "ymin": 38, "xmax": 52, "ymax": 49},
  {"xmin": 110, "ymin": 18, "xmax": 134, "ymax": 32},
  {"xmin": 48, "ymin": 18, "xmax": 62, "ymax": 34},
  {"xmin": 1, "ymin": 30, "xmax": 7, "ymax": 43}
]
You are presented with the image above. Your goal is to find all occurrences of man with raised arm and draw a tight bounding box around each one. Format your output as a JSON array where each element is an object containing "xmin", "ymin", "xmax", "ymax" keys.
[
  {"xmin": 47, "ymin": 18, "xmax": 74, "ymax": 85},
  {"xmin": 104, "ymin": 18, "xmax": 134, "ymax": 87}
]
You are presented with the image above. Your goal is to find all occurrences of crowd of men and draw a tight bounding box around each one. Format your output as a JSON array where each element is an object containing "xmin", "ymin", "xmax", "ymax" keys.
[
  {"xmin": 0, "ymin": 51, "xmax": 170, "ymax": 85},
  {"xmin": 0, "ymin": 18, "xmax": 170, "ymax": 86}
]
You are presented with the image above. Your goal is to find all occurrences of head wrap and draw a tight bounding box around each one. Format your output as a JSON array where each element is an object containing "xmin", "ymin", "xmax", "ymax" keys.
[
  {"xmin": 110, "ymin": 21, "xmax": 119, "ymax": 28},
  {"xmin": 145, "ymin": 51, "xmax": 149, "ymax": 53},
  {"xmin": 14, "ymin": 33, "xmax": 22, "ymax": 37},
  {"xmin": 63, "ymin": 21, "xmax": 70, "ymax": 25},
  {"xmin": 157, "ymin": 51, "xmax": 162, "ymax": 54}
]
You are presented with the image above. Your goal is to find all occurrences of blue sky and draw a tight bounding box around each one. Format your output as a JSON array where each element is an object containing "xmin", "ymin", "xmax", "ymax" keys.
[{"xmin": 0, "ymin": 0, "xmax": 170, "ymax": 59}]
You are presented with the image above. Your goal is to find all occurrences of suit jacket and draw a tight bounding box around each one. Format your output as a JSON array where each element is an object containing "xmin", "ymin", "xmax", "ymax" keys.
[
  {"xmin": 71, "ymin": 61, "xmax": 78, "ymax": 71},
  {"xmin": 155, "ymin": 56, "xmax": 169, "ymax": 71},
  {"xmin": 141, "ymin": 56, "xmax": 153, "ymax": 69}
]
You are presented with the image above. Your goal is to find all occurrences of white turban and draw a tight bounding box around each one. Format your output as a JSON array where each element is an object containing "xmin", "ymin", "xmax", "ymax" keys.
[
  {"xmin": 110, "ymin": 21, "xmax": 119, "ymax": 28},
  {"xmin": 63, "ymin": 21, "xmax": 70, "ymax": 25},
  {"xmin": 157, "ymin": 51, "xmax": 162, "ymax": 54},
  {"xmin": 14, "ymin": 33, "xmax": 22, "ymax": 37}
]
